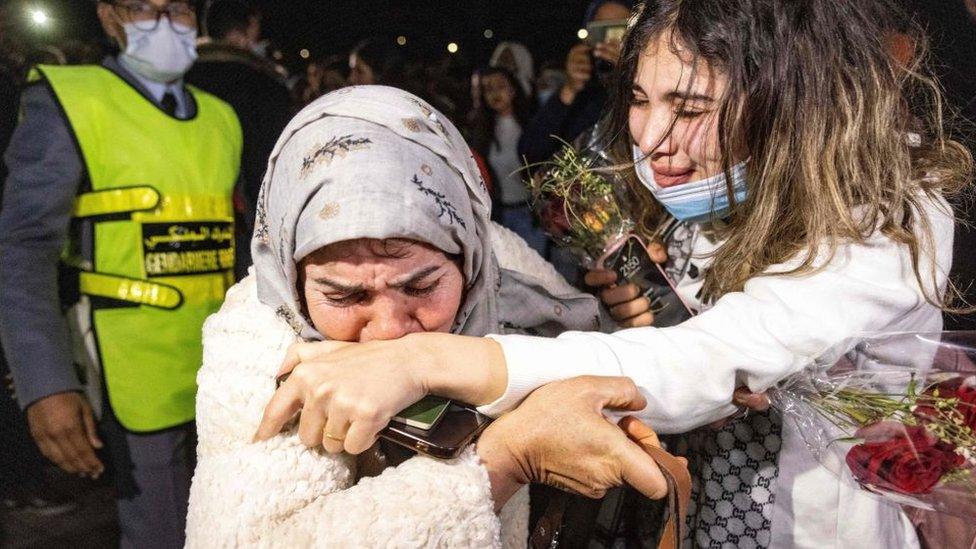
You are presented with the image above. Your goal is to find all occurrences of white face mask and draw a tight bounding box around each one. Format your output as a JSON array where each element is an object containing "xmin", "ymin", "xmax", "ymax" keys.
[
  {"xmin": 120, "ymin": 22, "xmax": 198, "ymax": 83},
  {"xmin": 632, "ymin": 145, "xmax": 749, "ymax": 224}
]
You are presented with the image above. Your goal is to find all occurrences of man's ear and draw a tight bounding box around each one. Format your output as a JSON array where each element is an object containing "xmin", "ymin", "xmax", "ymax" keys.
[{"xmin": 96, "ymin": 2, "xmax": 125, "ymax": 48}]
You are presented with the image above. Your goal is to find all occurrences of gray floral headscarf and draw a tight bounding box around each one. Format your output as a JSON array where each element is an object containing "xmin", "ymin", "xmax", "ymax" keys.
[{"xmin": 253, "ymin": 85, "xmax": 604, "ymax": 340}]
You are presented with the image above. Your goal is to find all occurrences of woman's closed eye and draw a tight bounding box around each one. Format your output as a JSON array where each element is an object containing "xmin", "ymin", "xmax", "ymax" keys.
[
  {"xmin": 402, "ymin": 277, "xmax": 442, "ymax": 297},
  {"xmin": 320, "ymin": 277, "xmax": 443, "ymax": 306},
  {"xmin": 675, "ymin": 108, "xmax": 708, "ymax": 119},
  {"xmin": 323, "ymin": 291, "xmax": 367, "ymax": 307}
]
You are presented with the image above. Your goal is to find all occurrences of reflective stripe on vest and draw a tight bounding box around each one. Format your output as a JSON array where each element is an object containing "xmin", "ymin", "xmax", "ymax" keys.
[
  {"xmin": 73, "ymin": 186, "xmax": 161, "ymax": 218},
  {"xmin": 34, "ymin": 64, "xmax": 242, "ymax": 432},
  {"xmin": 79, "ymin": 272, "xmax": 183, "ymax": 309}
]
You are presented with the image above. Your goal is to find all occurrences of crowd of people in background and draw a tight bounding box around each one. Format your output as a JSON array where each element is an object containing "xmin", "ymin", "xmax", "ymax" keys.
[
  {"xmin": 184, "ymin": 0, "xmax": 639, "ymax": 267},
  {"xmin": 1, "ymin": 0, "xmax": 976, "ymax": 545}
]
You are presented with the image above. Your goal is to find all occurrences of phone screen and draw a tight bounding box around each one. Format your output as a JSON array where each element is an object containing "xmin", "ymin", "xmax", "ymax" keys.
[
  {"xmin": 600, "ymin": 236, "xmax": 695, "ymax": 324},
  {"xmin": 380, "ymin": 403, "xmax": 492, "ymax": 460},
  {"xmin": 603, "ymin": 236, "xmax": 668, "ymax": 289},
  {"xmin": 585, "ymin": 19, "xmax": 628, "ymax": 45}
]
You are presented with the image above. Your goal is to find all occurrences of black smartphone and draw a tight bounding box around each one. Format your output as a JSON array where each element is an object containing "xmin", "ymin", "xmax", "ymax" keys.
[
  {"xmin": 599, "ymin": 235, "xmax": 695, "ymax": 324},
  {"xmin": 380, "ymin": 403, "xmax": 492, "ymax": 460}
]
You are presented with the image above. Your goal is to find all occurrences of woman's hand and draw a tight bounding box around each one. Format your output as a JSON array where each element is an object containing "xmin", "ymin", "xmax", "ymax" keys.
[
  {"xmin": 253, "ymin": 339, "xmax": 427, "ymax": 454},
  {"xmin": 707, "ymin": 387, "xmax": 772, "ymax": 430},
  {"xmin": 253, "ymin": 334, "xmax": 508, "ymax": 454},
  {"xmin": 585, "ymin": 241, "xmax": 668, "ymax": 328},
  {"xmin": 593, "ymin": 39, "xmax": 622, "ymax": 66},
  {"xmin": 560, "ymin": 43, "xmax": 594, "ymax": 104},
  {"xmin": 476, "ymin": 376, "xmax": 669, "ymax": 511}
]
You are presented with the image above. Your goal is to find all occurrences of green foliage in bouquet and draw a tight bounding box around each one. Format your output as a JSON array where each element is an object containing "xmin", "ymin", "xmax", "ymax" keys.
[{"xmin": 525, "ymin": 142, "xmax": 633, "ymax": 263}]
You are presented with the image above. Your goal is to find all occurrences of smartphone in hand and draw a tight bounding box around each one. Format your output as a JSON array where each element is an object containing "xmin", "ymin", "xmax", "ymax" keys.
[
  {"xmin": 586, "ymin": 19, "xmax": 629, "ymax": 77},
  {"xmin": 585, "ymin": 19, "xmax": 628, "ymax": 45},
  {"xmin": 380, "ymin": 402, "xmax": 492, "ymax": 460},
  {"xmin": 600, "ymin": 235, "xmax": 695, "ymax": 325}
]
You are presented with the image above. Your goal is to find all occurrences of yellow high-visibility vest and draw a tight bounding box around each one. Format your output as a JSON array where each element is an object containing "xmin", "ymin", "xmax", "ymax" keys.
[{"xmin": 30, "ymin": 64, "xmax": 242, "ymax": 432}]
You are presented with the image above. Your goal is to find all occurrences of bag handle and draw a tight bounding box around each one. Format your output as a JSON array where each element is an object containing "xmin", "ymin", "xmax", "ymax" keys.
[
  {"xmin": 529, "ymin": 421, "xmax": 691, "ymax": 549},
  {"xmin": 641, "ymin": 442, "xmax": 692, "ymax": 549}
]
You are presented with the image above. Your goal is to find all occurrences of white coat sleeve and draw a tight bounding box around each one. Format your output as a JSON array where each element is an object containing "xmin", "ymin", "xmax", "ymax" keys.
[
  {"xmin": 187, "ymin": 275, "xmax": 523, "ymax": 549},
  {"xmin": 479, "ymin": 198, "xmax": 954, "ymax": 434}
]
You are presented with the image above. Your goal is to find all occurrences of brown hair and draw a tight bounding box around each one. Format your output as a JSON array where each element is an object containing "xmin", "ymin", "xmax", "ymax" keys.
[{"xmin": 601, "ymin": 0, "xmax": 973, "ymax": 307}]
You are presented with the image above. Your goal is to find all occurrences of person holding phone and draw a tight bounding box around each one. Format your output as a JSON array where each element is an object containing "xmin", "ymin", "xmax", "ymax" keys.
[
  {"xmin": 185, "ymin": 86, "xmax": 671, "ymax": 547},
  {"xmin": 517, "ymin": 0, "xmax": 633, "ymax": 166},
  {"xmin": 256, "ymin": 0, "xmax": 973, "ymax": 546}
]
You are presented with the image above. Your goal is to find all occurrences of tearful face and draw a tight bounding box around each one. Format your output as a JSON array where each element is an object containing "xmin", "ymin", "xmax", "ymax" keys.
[
  {"xmin": 628, "ymin": 33, "xmax": 746, "ymax": 188},
  {"xmin": 299, "ymin": 238, "xmax": 465, "ymax": 342}
]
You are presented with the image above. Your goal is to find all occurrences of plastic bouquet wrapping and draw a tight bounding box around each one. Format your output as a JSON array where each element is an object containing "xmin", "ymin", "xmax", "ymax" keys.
[
  {"xmin": 526, "ymin": 142, "xmax": 634, "ymax": 267},
  {"xmin": 771, "ymin": 332, "xmax": 976, "ymax": 517},
  {"xmin": 526, "ymin": 141, "xmax": 695, "ymax": 325}
]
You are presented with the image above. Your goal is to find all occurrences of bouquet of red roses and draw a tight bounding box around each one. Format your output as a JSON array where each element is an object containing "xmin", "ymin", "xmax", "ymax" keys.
[{"xmin": 772, "ymin": 332, "xmax": 976, "ymax": 516}]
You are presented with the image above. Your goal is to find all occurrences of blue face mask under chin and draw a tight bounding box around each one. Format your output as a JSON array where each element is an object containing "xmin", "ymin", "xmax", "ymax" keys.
[{"xmin": 631, "ymin": 145, "xmax": 749, "ymax": 224}]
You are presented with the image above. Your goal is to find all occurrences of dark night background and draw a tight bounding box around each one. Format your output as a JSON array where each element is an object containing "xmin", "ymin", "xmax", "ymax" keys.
[{"xmin": 2, "ymin": 0, "xmax": 595, "ymax": 70}]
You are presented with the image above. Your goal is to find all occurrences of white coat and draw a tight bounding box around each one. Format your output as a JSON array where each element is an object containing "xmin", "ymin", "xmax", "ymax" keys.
[{"xmin": 480, "ymin": 195, "xmax": 955, "ymax": 548}]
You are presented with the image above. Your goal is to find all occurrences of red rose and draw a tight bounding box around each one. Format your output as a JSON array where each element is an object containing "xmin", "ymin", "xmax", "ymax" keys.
[
  {"xmin": 540, "ymin": 198, "xmax": 571, "ymax": 238},
  {"xmin": 955, "ymin": 382, "xmax": 976, "ymax": 429},
  {"xmin": 845, "ymin": 424, "xmax": 959, "ymax": 495}
]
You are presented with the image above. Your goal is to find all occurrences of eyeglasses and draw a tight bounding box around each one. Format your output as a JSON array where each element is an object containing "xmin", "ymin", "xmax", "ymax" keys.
[{"xmin": 113, "ymin": 1, "xmax": 196, "ymax": 34}]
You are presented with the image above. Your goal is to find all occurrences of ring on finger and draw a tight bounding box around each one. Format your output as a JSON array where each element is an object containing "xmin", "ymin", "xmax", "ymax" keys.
[{"xmin": 324, "ymin": 431, "xmax": 345, "ymax": 442}]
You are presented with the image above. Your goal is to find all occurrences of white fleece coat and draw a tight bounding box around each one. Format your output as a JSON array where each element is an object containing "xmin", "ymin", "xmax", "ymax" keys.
[{"xmin": 186, "ymin": 223, "xmax": 590, "ymax": 548}]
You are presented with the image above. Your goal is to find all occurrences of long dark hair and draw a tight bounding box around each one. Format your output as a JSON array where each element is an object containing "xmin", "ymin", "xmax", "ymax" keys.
[
  {"xmin": 467, "ymin": 66, "xmax": 533, "ymax": 157},
  {"xmin": 600, "ymin": 0, "xmax": 973, "ymax": 307}
]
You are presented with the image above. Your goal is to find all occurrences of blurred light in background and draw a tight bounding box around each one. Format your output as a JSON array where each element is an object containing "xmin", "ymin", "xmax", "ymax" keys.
[
  {"xmin": 577, "ymin": 28, "xmax": 588, "ymax": 40},
  {"xmin": 483, "ymin": 29, "xmax": 493, "ymax": 39},
  {"xmin": 299, "ymin": 48, "xmax": 310, "ymax": 59},
  {"xmin": 447, "ymin": 42, "xmax": 459, "ymax": 54},
  {"xmin": 396, "ymin": 35, "xmax": 407, "ymax": 46},
  {"xmin": 29, "ymin": 7, "xmax": 51, "ymax": 28}
]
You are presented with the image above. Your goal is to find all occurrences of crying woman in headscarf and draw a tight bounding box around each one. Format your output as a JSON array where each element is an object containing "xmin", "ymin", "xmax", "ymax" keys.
[{"xmin": 184, "ymin": 86, "xmax": 616, "ymax": 547}]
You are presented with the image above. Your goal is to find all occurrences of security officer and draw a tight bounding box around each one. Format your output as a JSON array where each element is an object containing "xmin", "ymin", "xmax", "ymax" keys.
[{"xmin": 0, "ymin": 1, "xmax": 241, "ymax": 546}]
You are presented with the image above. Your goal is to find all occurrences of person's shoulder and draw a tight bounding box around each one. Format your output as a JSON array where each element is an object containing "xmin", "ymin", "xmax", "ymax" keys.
[
  {"xmin": 197, "ymin": 273, "xmax": 294, "ymax": 401},
  {"xmin": 188, "ymin": 61, "xmax": 287, "ymax": 114},
  {"xmin": 11, "ymin": 76, "xmax": 73, "ymax": 135},
  {"xmin": 489, "ymin": 221, "xmax": 580, "ymax": 295},
  {"xmin": 918, "ymin": 190, "xmax": 954, "ymax": 235},
  {"xmin": 204, "ymin": 271, "xmax": 293, "ymax": 345},
  {"xmin": 23, "ymin": 63, "xmax": 124, "ymax": 113},
  {"xmin": 852, "ymin": 190, "xmax": 954, "ymax": 248},
  {"xmin": 18, "ymin": 77, "xmax": 57, "ymax": 105},
  {"xmin": 28, "ymin": 63, "xmax": 117, "ymax": 93},
  {"xmin": 194, "ymin": 43, "xmax": 287, "ymax": 85},
  {"xmin": 489, "ymin": 221, "xmax": 541, "ymax": 273}
]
